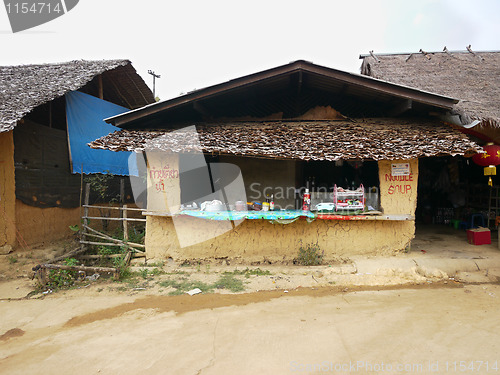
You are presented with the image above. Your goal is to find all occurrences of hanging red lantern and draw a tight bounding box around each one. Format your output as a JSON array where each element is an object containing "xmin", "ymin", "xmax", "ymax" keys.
[{"xmin": 472, "ymin": 143, "xmax": 500, "ymax": 186}]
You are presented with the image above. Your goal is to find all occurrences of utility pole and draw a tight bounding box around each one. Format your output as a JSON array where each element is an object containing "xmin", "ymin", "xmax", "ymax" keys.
[{"xmin": 148, "ymin": 70, "xmax": 161, "ymax": 99}]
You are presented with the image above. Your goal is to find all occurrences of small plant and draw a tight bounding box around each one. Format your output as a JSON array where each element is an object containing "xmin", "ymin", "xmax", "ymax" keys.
[
  {"xmin": 146, "ymin": 261, "xmax": 164, "ymax": 268},
  {"xmin": 150, "ymin": 267, "xmax": 163, "ymax": 276},
  {"xmin": 65, "ymin": 257, "xmax": 78, "ymax": 266},
  {"xmin": 69, "ymin": 225, "xmax": 80, "ymax": 233},
  {"xmin": 112, "ymin": 255, "xmax": 131, "ymax": 280},
  {"xmin": 164, "ymin": 270, "xmax": 188, "ymax": 275},
  {"xmin": 296, "ymin": 241, "xmax": 324, "ymax": 266},
  {"xmin": 45, "ymin": 258, "xmax": 79, "ymax": 289},
  {"xmin": 158, "ymin": 274, "xmax": 246, "ymax": 295},
  {"xmin": 224, "ymin": 268, "xmax": 271, "ymax": 278},
  {"xmin": 159, "ymin": 278, "xmax": 215, "ymax": 295},
  {"xmin": 7, "ymin": 255, "xmax": 18, "ymax": 264},
  {"xmin": 213, "ymin": 274, "xmax": 245, "ymax": 292}
]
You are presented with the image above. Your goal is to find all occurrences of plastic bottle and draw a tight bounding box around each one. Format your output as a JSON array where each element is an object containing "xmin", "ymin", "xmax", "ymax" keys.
[
  {"xmin": 270, "ymin": 194, "xmax": 274, "ymax": 211},
  {"xmin": 302, "ymin": 188, "xmax": 311, "ymax": 211}
]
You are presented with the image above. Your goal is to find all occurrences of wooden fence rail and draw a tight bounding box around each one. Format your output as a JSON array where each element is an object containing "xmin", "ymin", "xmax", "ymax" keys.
[{"xmin": 80, "ymin": 183, "xmax": 146, "ymax": 254}]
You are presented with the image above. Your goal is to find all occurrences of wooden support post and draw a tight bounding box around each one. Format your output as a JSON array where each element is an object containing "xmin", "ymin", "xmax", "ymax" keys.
[
  {"xmin": 120, "ymin": 178, "xmax": 125, "ymax": 220},
  {"xmin": 80, "ymin": 183, "xmax": 90, "ymax": 251},
  {"xmin": 98, "ymin": 75, "xmax": 104, "ymax": 100},
  {"xmin": 123, "ymin": 204, "xmax": 129, "ymax": 242},
  {"xmin": 124, "ymin": 251, "xmax": 132, "ymax": 266}
]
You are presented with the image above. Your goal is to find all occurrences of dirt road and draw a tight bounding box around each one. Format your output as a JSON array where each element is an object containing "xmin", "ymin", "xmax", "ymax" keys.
[{"xmin": 1, "ymin": 283, "xmax": 500, "ymax": 374}]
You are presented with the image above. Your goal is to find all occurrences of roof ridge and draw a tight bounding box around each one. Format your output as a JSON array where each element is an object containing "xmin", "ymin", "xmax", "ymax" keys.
[
  {"xmin": 0, "ymin": 58, "xmax": 130, "ymax": 69},
  {"xmin": 359, "ymin": 50, "xmax": 500, "ymax": 58}
]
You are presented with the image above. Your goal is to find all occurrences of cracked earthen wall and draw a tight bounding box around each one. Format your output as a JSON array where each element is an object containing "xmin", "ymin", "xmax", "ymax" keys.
[
  {"xmin": 0, "ymin": 131, "xmax": 16, "ymax": 248},
  {"xmin": 145, "ymin": 158, "xmax": 419, "ymax": 261}
]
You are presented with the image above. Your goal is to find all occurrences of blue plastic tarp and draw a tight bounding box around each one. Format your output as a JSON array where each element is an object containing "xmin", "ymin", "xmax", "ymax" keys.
[{"xmin": 66, "ymin": 91, "xmax": 137, "ymax": 176}]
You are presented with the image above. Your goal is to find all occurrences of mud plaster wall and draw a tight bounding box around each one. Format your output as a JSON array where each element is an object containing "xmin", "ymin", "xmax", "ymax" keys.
[
  {"xmin": 378, "ymin": 159, "xmax": 418, "ymax": 215},
  {"xmin": 220, "ymin": 156, "xmax": 296, "ymax": 209},
  {"xmin": 144, "ymin": 158, "xmax": 419, "ymax": 261},
  {"xmin": 146, "ymin": 216, "xmax": 415, "ymax": 262},
  {"xmin": 16, "ymin": 202, "xmax": 145, "ymax": 248},
  {"xmin": 377, "ymin": 158, "xmax": 419, "ymax": 249},
  {"xmin": 15, "ymin": 201, "xmax": 80, "ymax": 246},
  {"xmin": 0, "ymin": 131, "xmax": 16, "ymax": 247}
]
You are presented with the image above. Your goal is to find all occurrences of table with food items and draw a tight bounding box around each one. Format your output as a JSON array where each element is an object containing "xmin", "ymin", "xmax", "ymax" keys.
[{"xmin": 159, "ymin": 184, "xmax": 412, "ymax": 222}]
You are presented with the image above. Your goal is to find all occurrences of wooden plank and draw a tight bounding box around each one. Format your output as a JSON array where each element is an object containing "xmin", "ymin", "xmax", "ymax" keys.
[
  {"xmin": 82, "ymin": 225, "xmax": 145, "ymax": 250},
  {"xmin": 120, "ymin": 179, "xmax": 125, "ymax": 220},
  {"xmin": 41, "ymin": 263, "xmax": 119, "ymax": 278},
  {"xmin": 83, "ymin": 205, "xmax": 144, "ymax": 212},
  {"xmin": 80, "ymin": 241, "xmax": 125, "ymax": 247},
  {"xmin": 123, "ymin": 204, "xmax": 129, "ymax": 241},
  {"xmin": 82, "ymin": 232, "xmax": 145, "ymax": 250},
  {"xmin": 124, "ymin": 251, "xmax": 132, "ymax": 266},
  {"xmin": 46, "ymin": 247, "xmax": 86, "ymax": 265},
  {"xmin": 81, "ymin": 183, "xmax": 90, "ymax": 252},
  {"xmin": 78, "ymin": 254, "xmax": 123, "ymax": 259},
  {"xmin": 83, "ymin": 216, "xmax": 146, "ymax": 222},
  {"xmin": 83, "ymin": 224, "xmax": 145, "ymax": 246},
  {"xmin": 78, "ymin": 253, "xmax": 145, "ymax": 259}
]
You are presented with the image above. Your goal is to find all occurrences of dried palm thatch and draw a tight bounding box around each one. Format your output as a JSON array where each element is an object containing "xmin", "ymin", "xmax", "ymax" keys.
[
  {"xmin": 0, "ymin": 59, "xmax": 154, "ymax": 133},
  {"xmin": 89, "ymin": 119, "xmax": 480, "ymax": 161},
  {"xmin": 360, "ymin": 51, "xmax": 500, "ymax": 128}
]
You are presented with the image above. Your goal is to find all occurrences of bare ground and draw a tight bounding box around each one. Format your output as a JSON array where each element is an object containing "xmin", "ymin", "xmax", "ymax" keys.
[{"xmin": 1, "ymin": 229, "xmax": 500, "ymax": 374}]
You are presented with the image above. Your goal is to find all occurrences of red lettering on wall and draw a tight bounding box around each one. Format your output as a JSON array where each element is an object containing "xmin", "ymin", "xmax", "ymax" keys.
[
  {"xmin": 387, "ymin": 183, "xmax": 412, "ymax": 195},
  {"xmin": 149, "ymin": 165, "xmax": 179, "ymax": 180},
  {"xmin": 385, "ymin": 173, "xmax": 414, "ymax": 182}
]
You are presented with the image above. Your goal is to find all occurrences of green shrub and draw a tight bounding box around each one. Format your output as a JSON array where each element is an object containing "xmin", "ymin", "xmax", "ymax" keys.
[
  {"xmin": 46, "ymin": 258, "xmax": 79, "ymax": 289},
  {"xmin": 213, "ymin": 274, "xmax": 245, "ymax": 292},
  {"xmin": 296, "ymin": 242, "xmax": 324, "ymax": 266}
]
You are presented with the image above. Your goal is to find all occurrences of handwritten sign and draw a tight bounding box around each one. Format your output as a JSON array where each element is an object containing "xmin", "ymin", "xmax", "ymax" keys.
[
  {"xmin": 385, "ymin": 173, "xmax": 413, "ymax": 195},
  {"xmin": 149, "ymin": 164, "xmax": 180, "ymax": 192},
  {"xmin": 391, "ymin": 163, "xmax": 410, "ymax": 177},
  {"xmin": 149, "ymin": 165, "xmax": 179, "ymax": 180}
]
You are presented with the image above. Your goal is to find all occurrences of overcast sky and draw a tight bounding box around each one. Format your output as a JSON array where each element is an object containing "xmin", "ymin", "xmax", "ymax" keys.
[{"xmin": 1, "ymin": 0, "xmax": 499, "ymax": 101}]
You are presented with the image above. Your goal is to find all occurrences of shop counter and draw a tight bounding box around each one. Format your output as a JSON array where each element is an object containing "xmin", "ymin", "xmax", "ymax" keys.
[{"xmin": 142, "ymin": 209, "xmax": 414, "ymax": 222}]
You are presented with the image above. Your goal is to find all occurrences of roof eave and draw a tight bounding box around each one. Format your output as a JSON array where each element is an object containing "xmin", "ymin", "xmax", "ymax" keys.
[{"xmin": 106, "ymin": 60, "xmax": 458, "ymax": 128}]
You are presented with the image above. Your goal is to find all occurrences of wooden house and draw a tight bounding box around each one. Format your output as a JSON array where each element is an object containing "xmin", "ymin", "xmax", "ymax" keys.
[
  {"xmin": 90, "ymin": 60, "xmax": 480, "ymax": 262},
  {"xmin": 0, "ymin": 59, "xmax": 153, "ymax": 252}
]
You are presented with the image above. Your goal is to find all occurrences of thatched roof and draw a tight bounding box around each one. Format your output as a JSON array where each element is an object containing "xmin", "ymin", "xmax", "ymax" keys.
[
  {"xmin": 360, "ymin": 50, "xmax": 500, "ymax": 128},
  {"xmin": 88, "ymin": 119, "xmax": 480, "ymax": 161},
  {"xmin": 0, "ymin": 59, "xmax": 154, "ymax": 133}
]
